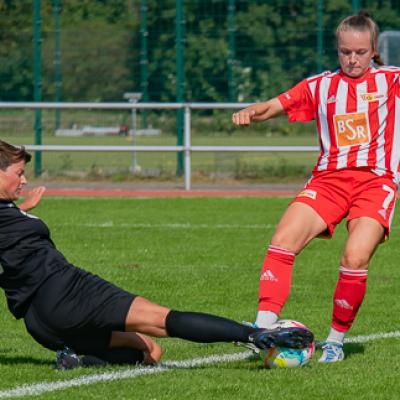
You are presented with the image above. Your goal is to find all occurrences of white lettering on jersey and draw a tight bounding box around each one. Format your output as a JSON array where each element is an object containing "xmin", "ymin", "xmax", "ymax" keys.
[
  {"xmin": 334, "ymin": 111, "xmax": 370, "ymax": 148},
  {"xmin": 19, "ymin": 209, "xmax": 39, "ymax": 219},
  {"xmin": 336, "ymin": 118, "xmax": 367, "ymax": 140}
]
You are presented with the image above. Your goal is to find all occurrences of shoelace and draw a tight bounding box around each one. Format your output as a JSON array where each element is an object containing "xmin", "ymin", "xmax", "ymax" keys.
[{"xmin": 322, "ymin": 344, "xmax": 341, "ymax": 361}]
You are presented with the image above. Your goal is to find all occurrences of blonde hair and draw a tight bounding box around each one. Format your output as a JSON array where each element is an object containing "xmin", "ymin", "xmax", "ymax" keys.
[{"xmin": 336, "ymin": 11, "xmax": 384, "ymax": 66}]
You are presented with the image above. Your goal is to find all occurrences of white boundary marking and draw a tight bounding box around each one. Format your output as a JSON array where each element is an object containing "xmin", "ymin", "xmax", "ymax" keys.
[
  {"xmin": 0, "ymin": 352, "xmax": 251, "ymax": 399},
  {"xmin": 57, "ymin": 222, "xmax": 400, "ymax": 231},
  {"xmin": 58, "ymin": 222, "xmax": 276, "ymax": 230},
  {"xmin": 1, "ymin": 331, "xmax": 400, "ymax": 398},
  {"xmin": 344, "ymin": 331, "xmax": 400, "ymax": 343}
]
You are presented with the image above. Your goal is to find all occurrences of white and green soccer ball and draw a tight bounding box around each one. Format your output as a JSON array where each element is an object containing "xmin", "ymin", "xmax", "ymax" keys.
[{"xmin": 260, "ymin": 319, "xmax": 315, "ymax": 369}]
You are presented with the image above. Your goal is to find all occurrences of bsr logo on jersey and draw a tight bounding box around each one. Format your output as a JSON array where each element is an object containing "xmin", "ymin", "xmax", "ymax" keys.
[{"xmin": 333, "ymin": 112, "xmax": 371, "ymax": 147}]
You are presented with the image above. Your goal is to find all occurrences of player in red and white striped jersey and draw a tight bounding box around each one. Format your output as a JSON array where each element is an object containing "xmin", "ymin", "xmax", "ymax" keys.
[
  {"xmin": 280, "ymin": 65, "xmax": 400, "ymax": 177},
  {"xmin": 232, "ymin": 11, "xmax": 400, "ymax": 363}
]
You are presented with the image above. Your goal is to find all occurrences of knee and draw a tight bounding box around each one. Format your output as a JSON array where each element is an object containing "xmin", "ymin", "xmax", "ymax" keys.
[
  {"xmin": 341, "ymin": 251, "xmax": 370, "ymax": 270},
  {"xmin": 127, "ymin": 296, "xmax": 170, "ymax": 332},
  {"xmin": 270, "ymin": 231, "xmax": 301, "ymax": 254}
]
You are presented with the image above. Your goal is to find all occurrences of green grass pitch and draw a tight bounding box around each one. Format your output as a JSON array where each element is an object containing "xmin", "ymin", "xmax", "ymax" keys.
[{"xmin": 1, "ymin": 197, "xmax": 400, "ymax": 399}]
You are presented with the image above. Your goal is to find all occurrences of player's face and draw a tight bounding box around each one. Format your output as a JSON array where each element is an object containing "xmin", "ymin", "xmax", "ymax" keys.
[
  {"xmin": 338, "ymin": 30, "xmax": 375, "ymax": 78},
  {"xmin": 0, "ymin": 160, "xmax": 27, "ymax": 201}
]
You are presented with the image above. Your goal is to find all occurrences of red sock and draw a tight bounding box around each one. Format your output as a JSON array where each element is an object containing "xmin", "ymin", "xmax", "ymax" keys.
[
  {"xmin": 332, "ymin": 266, "xmax": 368, "ymax": 332},
  {"xmin": 258, "ymin": 245, "xmax": 295, "ymax": 315}
]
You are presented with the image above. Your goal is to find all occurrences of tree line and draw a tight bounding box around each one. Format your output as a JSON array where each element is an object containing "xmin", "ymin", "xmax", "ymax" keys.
[{"xmin": 0, "ymin": 0, "xmax": 399, "ymax": 103}]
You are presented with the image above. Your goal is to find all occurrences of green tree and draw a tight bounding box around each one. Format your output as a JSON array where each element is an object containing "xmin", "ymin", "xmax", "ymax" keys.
[
  {"xmin": 0, "ymin": 0, "xmax": 52, "ymax": 100},
  {"xmin": 1, "ymin": 0, "xmax": 400, "ymax": 103}
]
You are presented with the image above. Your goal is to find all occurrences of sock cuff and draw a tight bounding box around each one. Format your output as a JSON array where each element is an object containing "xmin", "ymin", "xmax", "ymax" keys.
[
  {"xmin": 339, "ymin": 266, "xmax": 368, "ymax": 278},
  {"xmin": 268, "ymin": 245, "xmax": 296, "ymax": 257},
  {"xmin": 165, "ymin": 310, "xmax": 179, "ymax": 338}
]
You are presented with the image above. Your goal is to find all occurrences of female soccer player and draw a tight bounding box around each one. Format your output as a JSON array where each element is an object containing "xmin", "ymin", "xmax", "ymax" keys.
[
  {"xmin": 232, "ymin": 11, "xmax": 400, "ymax": 363},
  {"xmin": 0, "ymin": 140, "xmax": 312, "ymax": 370}
]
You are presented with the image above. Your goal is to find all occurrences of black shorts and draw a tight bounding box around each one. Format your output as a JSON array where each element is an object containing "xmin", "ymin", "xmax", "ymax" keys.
[{"xmin": 23, "ymin": 265, "xmax": 136, "ymax": 354}]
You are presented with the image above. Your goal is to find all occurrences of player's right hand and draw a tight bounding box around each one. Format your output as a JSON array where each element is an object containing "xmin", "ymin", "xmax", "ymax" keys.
[
  {"xmin": 232, "ymin": 109, "xmax": 256, "ymax": 126},
  {"xmin": 19, "ymin": 186, "xmax": 46, "ymax": 211}
]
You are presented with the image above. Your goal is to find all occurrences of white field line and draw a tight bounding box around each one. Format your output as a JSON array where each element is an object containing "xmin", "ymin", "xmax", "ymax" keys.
[
  {"xmin": 0, "ymin": 352, "xmax": 251, "ymax": 399},
  {"xmin": 56, "ymin": 222, "xmax": 400, "ymax": 230},
  {"xmin": 57, "ymin": 222, "xmax": 400, "ymax": 230},
  {"xmin": 55, "ymin": 222, "xmax": 400, "ymax": 232},
  {"xmin": 344, "ymin": 331, "xmax": 400, "ymax": 343},
  {"xmin": 58, "ymin": 222, "xmax": 276, "ymax": 229},
  {"xmin": 1, "ymin": 330, "xmax": 400, "ymax": 399}
]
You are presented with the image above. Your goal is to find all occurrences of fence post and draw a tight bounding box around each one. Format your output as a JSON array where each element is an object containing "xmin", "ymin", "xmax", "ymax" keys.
[
  {"xmin": 33, "ymin": 0, "xmax": 42, "ymax": 177},
  {"xmin": 227, "ymin": 0, "xmax": 236, "ymax": 102},
  {"xmin": 316, "ymin": 0, "xmax": 324, "ymax": 73},
  {"xmin": 140, "ymin": 0, "xmax": 148, "ymax": 127},
  {"xmin": 176, "ymin": 0, "xmax": 184, "ymax": 176},
  {"xmin": 184, "ymin": 105, "xmax": 191, "ymax": 190},
  {"xmin": 352, "ymin": 0, "xmax": 360, "ymax": 13},
  {"xmin": 53, "ymin": 0, "xmax": 62, "ymax": 131}
]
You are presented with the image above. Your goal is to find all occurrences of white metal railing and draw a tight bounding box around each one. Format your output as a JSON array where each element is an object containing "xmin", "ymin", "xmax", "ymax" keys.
[{"xmin": 0, "ymin": 102, "xmax": 319, "ymax": 190}]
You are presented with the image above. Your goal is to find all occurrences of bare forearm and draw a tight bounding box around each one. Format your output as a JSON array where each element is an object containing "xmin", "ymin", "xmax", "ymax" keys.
[{"xmin": 232, "ymin": 97, "xmax": 285, "ymax": 126}]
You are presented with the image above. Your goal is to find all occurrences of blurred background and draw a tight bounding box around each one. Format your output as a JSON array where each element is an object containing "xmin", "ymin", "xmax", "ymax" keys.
[{"xmin": 1, "ymin": 0, "xmax": 399, "ymax": 184}]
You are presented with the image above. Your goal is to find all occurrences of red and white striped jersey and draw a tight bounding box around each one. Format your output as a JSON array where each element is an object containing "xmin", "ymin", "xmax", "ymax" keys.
[{"xmin": 278, "ymin": 67, "xmax": 400, "ymax": 183}]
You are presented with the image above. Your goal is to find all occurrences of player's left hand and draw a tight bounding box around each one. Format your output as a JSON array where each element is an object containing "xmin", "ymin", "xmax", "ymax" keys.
[{"xmin": 19, "ymin": 186, "xmax": 46, "ymax": 211}]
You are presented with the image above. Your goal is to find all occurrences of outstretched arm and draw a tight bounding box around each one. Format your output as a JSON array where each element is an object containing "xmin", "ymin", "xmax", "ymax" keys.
[
  {"xmin": 232, "ymin": 97, "xmax": 285, "ymax": 126},
  {"xmin": 19, "ymin": 186, "xmax": 46, "ymax": 211}
]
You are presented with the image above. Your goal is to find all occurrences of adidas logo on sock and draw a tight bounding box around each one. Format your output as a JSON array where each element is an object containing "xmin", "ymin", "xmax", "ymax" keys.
[
  {"xmin": 334, "ymin": 299, "xmax": 353, "ymax": 310},
  {"xmin": 260, "ymin": 269, "xmax": 278, "ymax": 282}
]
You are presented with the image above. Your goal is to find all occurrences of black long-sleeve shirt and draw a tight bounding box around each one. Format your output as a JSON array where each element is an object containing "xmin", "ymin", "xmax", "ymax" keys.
[{"xmin": 0, "ymin": 200, "xmax": 69, "ymax": 318}]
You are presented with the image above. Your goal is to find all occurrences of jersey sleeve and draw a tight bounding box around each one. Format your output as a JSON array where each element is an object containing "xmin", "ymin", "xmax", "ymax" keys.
[
  {"xmin": 397, "ymin": 73, "xmax": 400, "ymax": 98},
  {"xmin": 278, "ymin": 78, "xmax": 316, "ymax": 123}
]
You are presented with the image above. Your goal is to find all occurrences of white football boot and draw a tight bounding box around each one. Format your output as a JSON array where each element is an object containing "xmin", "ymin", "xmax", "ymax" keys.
[{"xmin": 318, "ymin": 342, "xmax": 344, "ymax": 363}]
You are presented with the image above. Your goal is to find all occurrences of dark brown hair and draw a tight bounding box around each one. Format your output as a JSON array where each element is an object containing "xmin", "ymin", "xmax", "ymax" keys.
[
  {"xmin": 0, "ymin": 140, "xmax": 31, "ymax": 171},
  {"xmin": 336, "ymin": 10, "xmax": 384, "ymax": 66}
]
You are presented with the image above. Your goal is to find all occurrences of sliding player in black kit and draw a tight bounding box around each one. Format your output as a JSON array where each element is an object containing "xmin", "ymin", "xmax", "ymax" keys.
[{"xmin": 0, "ymin": 140, "xmax": 313, "ymax": 370}]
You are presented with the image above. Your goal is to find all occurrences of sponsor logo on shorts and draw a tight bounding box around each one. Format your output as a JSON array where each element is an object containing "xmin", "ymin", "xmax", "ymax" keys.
[
  {"xmin": 334, "ymin": 299, "xmax": 353, "ymax": 310},
  {"xmin": 298, "ymin": 189, "xmax": 317, "ymax": 200},
  {"xmin": 260, "ymin": 269, "xmax": 278, "ymax": 282},
  {"xmin": 359, "ymin": 92, "xmax": 386, "ymax": 102}
]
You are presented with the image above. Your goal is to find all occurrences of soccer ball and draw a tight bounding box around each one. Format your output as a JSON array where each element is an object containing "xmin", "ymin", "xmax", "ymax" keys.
[{"xmin": 260, "ymin": 319, "xmax": 315, "ymax": 369}]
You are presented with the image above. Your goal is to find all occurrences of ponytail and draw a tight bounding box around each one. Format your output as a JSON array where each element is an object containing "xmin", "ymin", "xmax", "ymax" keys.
[{"xmin": 373, "ymin": 54, "xmax": 384, "ymax": 66}]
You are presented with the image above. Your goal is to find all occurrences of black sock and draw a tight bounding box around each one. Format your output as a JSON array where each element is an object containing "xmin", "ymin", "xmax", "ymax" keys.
[
  {"xmin": 81, "ymin": 348, "xmax": 144, "ymax": 366},
  {"xmin": 165, "ymin": 310, "xmax": 257, "ymax": 343}
]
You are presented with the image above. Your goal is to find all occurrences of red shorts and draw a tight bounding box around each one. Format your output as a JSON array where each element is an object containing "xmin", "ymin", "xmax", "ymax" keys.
[{"xmin": 292, "ymin": 169, "xmax": 397, "ymax": 237}]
